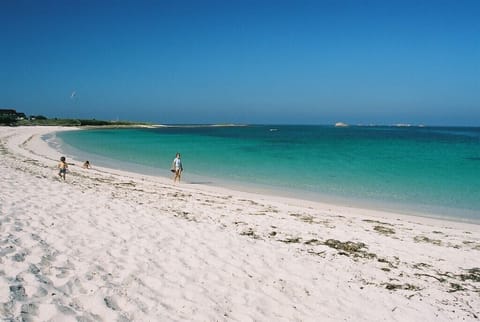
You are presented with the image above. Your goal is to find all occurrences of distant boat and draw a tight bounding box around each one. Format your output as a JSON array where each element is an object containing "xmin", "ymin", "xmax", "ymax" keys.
[
  {"xmin": 269, "ymin": 128, "xmax": 278, "ymax": 132},
  {"xmin": 335, "ymin": 122, "xmax": 348, "ymax": 127}
]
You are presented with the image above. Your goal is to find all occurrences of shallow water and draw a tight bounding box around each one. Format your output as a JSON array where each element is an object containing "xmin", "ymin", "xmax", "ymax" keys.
[{"xmin": 53, "ymin": 125, "xmax": 480, "ymax": 221}]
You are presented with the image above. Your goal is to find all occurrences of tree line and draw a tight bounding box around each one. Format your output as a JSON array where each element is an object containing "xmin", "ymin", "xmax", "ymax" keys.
[{"xmin": 0, "ymin": 109, "xmax": 147, "ymax": 127}]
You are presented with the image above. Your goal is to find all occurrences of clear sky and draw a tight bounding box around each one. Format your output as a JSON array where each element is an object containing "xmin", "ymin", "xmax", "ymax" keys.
[{"xmin": 1, "ymin": 0, "xmax": 479, "ymax": 125}]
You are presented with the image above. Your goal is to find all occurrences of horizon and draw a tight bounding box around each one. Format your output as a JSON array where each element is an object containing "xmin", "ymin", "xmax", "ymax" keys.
[
  {"xmin": 1, "ymin": 0, "xmax": 479, "ymax": 126},
  {"xmin": 3, "ymin": 108, "xmax": 480, "ymax": 128}
]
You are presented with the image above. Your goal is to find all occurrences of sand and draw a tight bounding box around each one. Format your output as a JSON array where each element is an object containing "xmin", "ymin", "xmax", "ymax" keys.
[{"xmin": 0, "ymin": 126, "xmax": 479, "ymax": 321}]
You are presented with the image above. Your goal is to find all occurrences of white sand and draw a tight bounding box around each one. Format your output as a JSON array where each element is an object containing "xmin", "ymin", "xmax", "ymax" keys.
[{"xmin": 1, "ymin": 126, "xmax": 479, "ymax": 321}]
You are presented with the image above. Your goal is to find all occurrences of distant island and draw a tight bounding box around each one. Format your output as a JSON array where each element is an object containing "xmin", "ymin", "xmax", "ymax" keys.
[{"xmin": 0, "ymin": 109, "xmax": 150, "ymax": 127}]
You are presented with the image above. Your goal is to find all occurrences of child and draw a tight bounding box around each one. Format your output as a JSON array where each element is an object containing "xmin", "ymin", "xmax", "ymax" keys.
[
  {"xmin": 83, "ymin": 160, "xmax": 91, "ymax": 169},
  {"xmin": 58, "ymin": 156, "xmax": 68, "ymax": 180}
]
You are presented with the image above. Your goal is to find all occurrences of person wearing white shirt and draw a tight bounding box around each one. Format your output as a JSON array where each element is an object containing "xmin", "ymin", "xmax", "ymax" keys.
[{"xmin": 172, "ymin": 153, "xmax": 183, "ymax": 183}]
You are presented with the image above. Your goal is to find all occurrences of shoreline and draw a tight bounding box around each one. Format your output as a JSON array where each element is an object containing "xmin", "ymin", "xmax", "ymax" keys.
[
  {"xmin": 53, "ymin": 126, "xmax": 479, "ymax": 225},
  {"xmin": 1, "ymin": 126, "xmax": 479, "ymax": 320}
]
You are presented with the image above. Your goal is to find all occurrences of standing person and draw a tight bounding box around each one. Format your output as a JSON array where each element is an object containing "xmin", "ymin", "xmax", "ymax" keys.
[
  {"xmin": 172, "ymin": 153, "xmax": 183, "ymax": 183},
  {"xmin": 58, "ymin": 156, "xmax": 68, "ymax": 180}
]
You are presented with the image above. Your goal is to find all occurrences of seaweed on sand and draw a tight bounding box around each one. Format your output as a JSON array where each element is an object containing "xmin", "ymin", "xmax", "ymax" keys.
[
  {"xmin": 414, "ymin": 273, "xmax": 446, "ymax": 283},
  {"xmin": 298, "ymin": 215, "xmax": 314, "ymax": 223},
  {"xmin": 412, "ymin": 262, "xmax": 432, "ymax": 270},
  {"xmin": 280, "ymin": 237, "xmax": 302, "ymax": 244},
  {"xmin": 240, "ymin": 228, "xmax": 262, "ymax": 240},
  {"xmin": 414, "ymin": 235, "xmax": 441, "ymax": 245},
  {"xmin": 304, "ymin": 239, "xmax": 322, "ymax": 246},
  {"xmin": 448, "ymin": 283, "xmax": 467, "ymax": 293},
  {"xmin": 416, "ymin": 268, "xmax": 480, "ymax": 292},
  {"xmin": 290, "ymin": 213, "xmax": 332, "ymax": 226},
  {"xmin": 249, "ymin": 212, "xmax": 267, "ymax": 216},
  {"xmin": 307, "ymin": 249, "xmax": 326, "ymax": 256},
  {"xmin": 362, "ymin": 219, "xmax": 393, "ymax": 226},
  {"xmin": 458, "ymin": 268, "xmax": 480, "ymax": 282},
  {"xmin": 374, "ymin": 225, "xmax": 395, "ymax": 236},
  {"xmin": 174, "ymin": 210, "xmax": 196, "ymax": 222},
  {"xmin": 323, "ymin": 239, "xmax": 376, "ymax": 259},
  {"xmin": 384, "ymin": 283, "xmax": 421, "ymax": 291},
  {"xmin": 378, "ymin": 257, "xmax": 398, "ymax": 269}
]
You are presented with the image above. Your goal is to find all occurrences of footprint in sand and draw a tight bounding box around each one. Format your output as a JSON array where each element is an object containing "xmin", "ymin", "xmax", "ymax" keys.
[
  {"xmin": 20, "ymin": 303, "xmax": 39, "ymax": 321},
  {"xmin": 0, "ymin": 245, "xmax": 16, "ymax": 257},
  {"xmin": 9, "ymin": 284, "xmax": 27, "ymax": 301},
  {"xmin": 13, "ymin": 251, "xmax": 27, "ymax": 262}
]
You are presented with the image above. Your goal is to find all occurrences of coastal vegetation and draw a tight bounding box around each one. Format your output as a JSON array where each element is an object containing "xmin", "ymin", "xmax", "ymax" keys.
[{"xmin": 0, "ymin": 109, "xmax": 149, "ymax": 127}]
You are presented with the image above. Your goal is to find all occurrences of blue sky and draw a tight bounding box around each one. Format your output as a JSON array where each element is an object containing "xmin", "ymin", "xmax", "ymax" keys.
[{"xmin": 1, "ymin": 0, "xmax": 479, "ymax": 125}]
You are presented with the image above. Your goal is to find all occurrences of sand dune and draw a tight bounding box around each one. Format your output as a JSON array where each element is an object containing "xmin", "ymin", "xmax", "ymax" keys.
[{"xmin": 0, "ymin": 126, "xmax": 479, "ymax": 321}]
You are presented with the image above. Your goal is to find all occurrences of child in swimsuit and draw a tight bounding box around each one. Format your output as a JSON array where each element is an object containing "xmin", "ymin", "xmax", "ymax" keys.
[{"xmin": 58, "ymin": 156, "xmax": 68, "ymax": 180}]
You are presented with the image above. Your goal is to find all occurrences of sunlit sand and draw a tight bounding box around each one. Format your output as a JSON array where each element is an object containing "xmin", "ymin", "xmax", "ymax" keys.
[{"xmin": 1, "ymin": 126, "xmax": 479, "ymax": 321}]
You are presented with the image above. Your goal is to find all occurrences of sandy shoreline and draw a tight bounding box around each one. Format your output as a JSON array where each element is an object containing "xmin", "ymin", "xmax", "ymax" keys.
[
  {"xmin": 51, "ymin": 126, "xmax": 479, "ymax": 226},
  {"xmin": 1, "ymin": 126, "xmax": 479, "ymax": 321}
]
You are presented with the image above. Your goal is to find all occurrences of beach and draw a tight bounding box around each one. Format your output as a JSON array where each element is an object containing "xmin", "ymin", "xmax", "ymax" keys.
[{"xmin": 1, "ymin": 126, "xmax": 479, "ymax": 321}]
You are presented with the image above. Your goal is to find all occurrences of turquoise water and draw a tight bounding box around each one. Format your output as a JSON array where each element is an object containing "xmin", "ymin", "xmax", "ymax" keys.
[{"xmin": 54, "ymin": 125, "xmax": 480, "ymax": 221}]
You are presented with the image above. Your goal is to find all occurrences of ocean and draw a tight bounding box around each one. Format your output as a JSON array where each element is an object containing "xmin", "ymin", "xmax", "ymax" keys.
[{"xmin": 51, "ymin": 125, "xmax": 480, "ymax": 222}]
